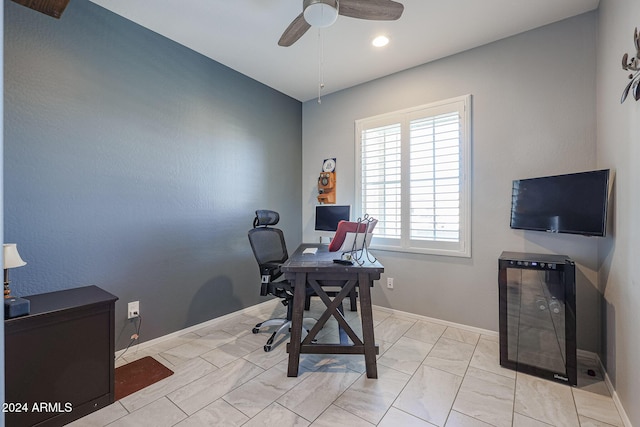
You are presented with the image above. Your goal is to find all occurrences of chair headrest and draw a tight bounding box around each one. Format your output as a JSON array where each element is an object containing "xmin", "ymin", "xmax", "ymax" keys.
[{"xmin": 253, "ymin": 210, "xmax": 280, "ymax": 228}]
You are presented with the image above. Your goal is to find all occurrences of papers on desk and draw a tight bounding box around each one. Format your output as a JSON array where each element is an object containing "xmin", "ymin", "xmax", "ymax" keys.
[
  {"xmin": 302, "ymin": 247, "xmax": 318, "ymax": 255},
  {"xmin": 338, "ymin": 232, "xmax": 373, "ymax": 253}
]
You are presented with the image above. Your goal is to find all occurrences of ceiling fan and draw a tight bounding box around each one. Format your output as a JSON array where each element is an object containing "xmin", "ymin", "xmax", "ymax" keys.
[
  {"xmin": 11, "ymin": 0, "xmax": 70, "ymax": 18},
  {"xmin": 279, "ymin": 0, "xmax": 404, "ymax": 47}
]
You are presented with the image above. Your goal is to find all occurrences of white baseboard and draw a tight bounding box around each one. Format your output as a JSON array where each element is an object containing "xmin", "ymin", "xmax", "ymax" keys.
[
  {"xmin": 599, "ymin": 356, "xmax": 633, "ymax": 427},
  {"xmin": 371, "ymin": 304, "xmax": 498, "ymax": 337},
  {"xmin": 576, "ymin": 349, "xmax": 633, "ymax": 427}
]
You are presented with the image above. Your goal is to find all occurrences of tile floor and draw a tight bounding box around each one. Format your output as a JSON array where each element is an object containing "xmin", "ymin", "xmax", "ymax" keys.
[{"xmin": 70, "ymin": 300, "xmax": 624, "ymax": 427}]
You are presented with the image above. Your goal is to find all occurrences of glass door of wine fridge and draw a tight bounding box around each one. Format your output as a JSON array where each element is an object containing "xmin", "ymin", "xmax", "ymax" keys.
[{"xmin": 498, "ymin": 252, "xmax": 576, "ymax": 385}]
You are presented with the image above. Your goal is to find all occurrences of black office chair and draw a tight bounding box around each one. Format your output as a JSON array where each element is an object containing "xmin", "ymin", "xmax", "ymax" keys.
[{"xmin": 248, "ymin": 210, "xmax": 314, "ymax": 352}]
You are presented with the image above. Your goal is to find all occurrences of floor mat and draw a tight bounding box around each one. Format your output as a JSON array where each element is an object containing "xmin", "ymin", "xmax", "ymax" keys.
[{"xmin": 114, "ymin": 356, "xmax": 174, "ymax": 401}]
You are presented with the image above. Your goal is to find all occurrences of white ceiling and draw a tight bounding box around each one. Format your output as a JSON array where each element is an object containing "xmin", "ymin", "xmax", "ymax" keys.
[{"xmin": 87, "ymin": 0, "xmax": 599, "ymax": 102}]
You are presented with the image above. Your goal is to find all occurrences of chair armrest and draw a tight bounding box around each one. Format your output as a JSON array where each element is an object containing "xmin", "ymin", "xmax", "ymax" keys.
[{"xmin": 260, "ymin": 263, "xmax": 283, "ymax": 295}]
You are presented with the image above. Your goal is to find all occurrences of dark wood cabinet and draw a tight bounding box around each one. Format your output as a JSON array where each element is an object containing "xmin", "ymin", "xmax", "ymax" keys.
[{"xmin": 4, "ymin": 285, "xmax": 118, "ymax": 426}]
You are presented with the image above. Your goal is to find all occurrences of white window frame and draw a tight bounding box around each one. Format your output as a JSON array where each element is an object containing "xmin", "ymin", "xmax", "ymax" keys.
[{"xmin": 355, "ymin": 95, "xmax": 472, "ymax": 257}]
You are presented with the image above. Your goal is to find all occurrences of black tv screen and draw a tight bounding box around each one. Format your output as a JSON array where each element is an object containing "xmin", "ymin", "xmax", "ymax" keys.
[
  {"xmin": 315, "ymin": 205, "xmax": 350, "ymax": 232},
  {"xmin": 510, "ymin": 169, "xmax": 610, "ymax": 237}
]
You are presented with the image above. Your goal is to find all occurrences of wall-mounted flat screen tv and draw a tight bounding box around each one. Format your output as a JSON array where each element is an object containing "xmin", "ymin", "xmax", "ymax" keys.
[
  {"xmin": 510, "ymin": 169, "xmax": 611, "ymax": 237},
  {"xmin": 315, "ymin": 205, "xmax": 350, "ymax": 232}
]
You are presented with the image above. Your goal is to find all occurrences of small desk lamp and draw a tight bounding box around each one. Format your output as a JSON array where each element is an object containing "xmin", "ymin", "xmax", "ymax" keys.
[
  {"xmin": 3, "ymin": 243, "xmax": 30, "ymax": 319},
  {"xmin": 4, "ymin": 243, "xmax": 27, "ymax": 298}
]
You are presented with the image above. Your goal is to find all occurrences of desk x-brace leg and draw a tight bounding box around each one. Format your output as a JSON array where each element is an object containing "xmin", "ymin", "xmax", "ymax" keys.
[{"xmin": 287, "ymin": 273, "xmax": 378, "ymax": 378}]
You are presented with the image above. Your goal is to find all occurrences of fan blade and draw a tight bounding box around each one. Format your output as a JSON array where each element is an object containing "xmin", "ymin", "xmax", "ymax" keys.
[
  {"xmin": 338, "ymin": 0, "xmax": 404, "ymax": 21},
  {"xmin": 11, "ymin": 0, "xmax": 70, "ymax": 18},
  {"xmin": 278, "ymin": 13, "xmax": 312, "ymax": 47}
]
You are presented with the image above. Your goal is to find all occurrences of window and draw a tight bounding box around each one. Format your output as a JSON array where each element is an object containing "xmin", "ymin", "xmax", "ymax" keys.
[{"xmin": 355, "ymin": 95, "xmax": 471, "ymax": 257}]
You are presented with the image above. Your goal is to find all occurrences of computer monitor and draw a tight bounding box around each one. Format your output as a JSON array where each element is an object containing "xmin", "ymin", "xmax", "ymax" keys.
[{"xmin": 315, "ymin": 205, "xmax": 350, "ymax": 232}]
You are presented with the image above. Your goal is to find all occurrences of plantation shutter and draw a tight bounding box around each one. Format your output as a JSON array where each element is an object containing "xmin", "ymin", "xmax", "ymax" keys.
[
  {"xmin": 409, "ymin": 112, "xmax": 461, "ymax": 242},
  {"xmin": 356, "ymin": 95, "xmax": 471, "ymax": 257}
]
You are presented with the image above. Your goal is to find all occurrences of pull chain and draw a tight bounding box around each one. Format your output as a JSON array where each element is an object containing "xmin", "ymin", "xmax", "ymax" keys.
[{"xmin": 318, "ymin": 28, "xmax": 325, "ymax": 104}]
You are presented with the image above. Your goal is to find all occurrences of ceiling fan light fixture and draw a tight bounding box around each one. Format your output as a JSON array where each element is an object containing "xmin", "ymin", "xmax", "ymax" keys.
[{"xmin": 303, "ymin": 0, "xmax": 339, "ymax": 28}]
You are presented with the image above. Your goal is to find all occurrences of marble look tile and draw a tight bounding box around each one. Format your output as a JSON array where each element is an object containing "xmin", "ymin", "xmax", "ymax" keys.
[
  {"xmin": 310, "ymin": 405, "xmax": 375, "ymax": 427},
  {"xmin": 394, "ymin": 365, "xmax": 463, "ymax": 427},
  {"xmin": 108, "ymin": 397, "xmax": 186, "ymax": 427},
  {"xmin": 242, "ymin": 402, "xmax": 310, "ymax": 427},
  {"xmin": 445, "ymin": 410, "xmax": 493, "ymax": 426},
  {"xmin": 333, "ymin": 364, "xmax": 411, "ymax": 424},
  {"xmin": 403, "ymin": 320, "xmax": 447, "ymax": 345},
  {"xmin": 237, "ymin": 327, "xmax": 280, "ymax": 349},
  {"xmin": 197, "ymin": 314, "xmax": 261, "ymax": 337},
  {"xmin": 119, "ymin": 357, "xmax": 218, "ymax": 412},
  {"xmin": 66, "ymin": 402, "xmax": 128, "ymax": 426},
  {"xmin": 378, "ymin": 336, "xmax": 433, "ymax": 375},
  {"xmin": 423, "ymin": 337, "xmax": 475, "ymax": 377},
  {"xmin": 315, "ymin": 318, "xmax": 364, "ymax": 344},
  {"xmin": 578, "ymin": 377, "xmax": 611, "ymax": 397},
  {"xmin": 442, "ymin": 327, "xmax": 480, "ymax": 345},
  {"xmin": 174, "ymin": 399, "xmax": 249, "ymax": 427},
  {"xmin": 479, "ymin": 333, "xmax": 499, "ymax": 343},
  {"xmin": 194, "ymin": 330, "xmax": 237, "ymax": 348},
  {"xmin": 167, "ymin": 358, "xmax": 264, "ymax": 415},
  {"xmin": 277, "ymin": 368, "xmax": 361, "ymax": 421},
  {"xmin": 452, "ymin": 366, "xmax": 515, "ymax": 427},
  {"xmin": 378, "ymin": 406, "xmax": 438, "ymax": 426},
  {"xmin": 469, "ymin": 337, "xmax": 515, "ymax": 379},
  {"xmin": 299, "ymin": 353, "xmax": 366, "ymax": 374},
  {"xmin": 578, "ymin": 415, "xmax": 620, "ymax": 427},
  {"xmin": 201, "ymin": 335, "xmax": 261, "ymax": 368},
  {"xmin": 514, "ymin": 373, "xmax": 579, "ymax": 427},
  {"xmin": 572, "ymin": 388, "xmax": 623, "ymax": 426},
  {"xmin": 512, "ymin": 412, "xmax": 554, "ymax": 426},
  {"xmin": 372, "ymin": 308, "xmax": 393, "ymax": 323},
  {"xmin": 375, "ymin": 339, "xmax": 394, "ymax": 358},
  {"xmin": 222, "ymin": 361, "xmax": 310, "ymax": 418},
  {"xmin": 242, "ymin": 340, "xmax": 289, "ymax": 370},
  {"xmin": 161, "ymin": 340, "xmax": 223, "ymax": 365},
  {"xmin": 147, "ymin": 332, "xmax": 201, "ymax": 353},
  {"xmin": 375, "ymin": 316, "xmax": 417, "ymax": 343}
]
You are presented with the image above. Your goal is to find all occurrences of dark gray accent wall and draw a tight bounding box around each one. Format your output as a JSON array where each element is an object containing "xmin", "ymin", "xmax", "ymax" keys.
[
  {"xmin": 1, "ymin": 2, "xmax": 5, "ymax": 423},
  {"xmin": 4, "ymin": 0, "xmax": 302, "ymax": 348}
]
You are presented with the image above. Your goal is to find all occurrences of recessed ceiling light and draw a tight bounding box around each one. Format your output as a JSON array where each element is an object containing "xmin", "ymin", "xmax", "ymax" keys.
[{"xmin": 372, "ymin": 35, "xmax": 389, "ymax": 47}]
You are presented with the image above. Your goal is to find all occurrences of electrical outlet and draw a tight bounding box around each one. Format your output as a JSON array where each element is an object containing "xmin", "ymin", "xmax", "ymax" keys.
[
  {"xmin": 387, "ymin": 278, "xmax": 394, "ymax": 289},
  {"xmin": 128, "ymin": 301, "xmax": 140, "ymax": 319}
]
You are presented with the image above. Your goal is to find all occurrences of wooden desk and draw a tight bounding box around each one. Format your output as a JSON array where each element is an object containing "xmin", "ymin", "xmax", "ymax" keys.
[{"xmin": 282, "ymin": 243, "xmax": 384, "ymax": 378}]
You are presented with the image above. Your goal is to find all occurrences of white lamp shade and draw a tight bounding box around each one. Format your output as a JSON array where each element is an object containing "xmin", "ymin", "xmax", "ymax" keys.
[
  {"xmin": 4, "ymin": 243, "xmax": 27, "ymax": 269},
  {"xmin": 304, "ymin": 0, "xmax": 339, "ymax": 28}
]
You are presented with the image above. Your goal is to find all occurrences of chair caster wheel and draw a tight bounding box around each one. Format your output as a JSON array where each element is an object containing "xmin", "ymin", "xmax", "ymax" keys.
[
  {"xmin": 264, "ymin": 345, "xmax": 271, "ymax": 352},
  {"xmin": 252, "ymin": 327, "xmax": 260, "ymax": 334}
]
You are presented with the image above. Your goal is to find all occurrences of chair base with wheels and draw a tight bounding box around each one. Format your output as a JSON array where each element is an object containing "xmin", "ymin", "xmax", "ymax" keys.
[
  {"xmin": 251, "ymin": 298, "xmax": 316, "ymax": 352},
  {"xmin": 251, "ymin": 278, "xmax": 317, "ymax": 352}
]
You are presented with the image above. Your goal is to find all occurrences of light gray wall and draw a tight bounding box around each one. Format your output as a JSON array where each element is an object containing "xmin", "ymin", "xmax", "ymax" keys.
[
  {"xmin": 596, "ymin": 1, "xmax": 640, "ymax": 425},
  {"xmin": 4, "ymin": 0, "xmax": 302, "ymax": 348},
  {"xmin": 302, "ymin": 13, "xmax": 600, "ymax": 352}
]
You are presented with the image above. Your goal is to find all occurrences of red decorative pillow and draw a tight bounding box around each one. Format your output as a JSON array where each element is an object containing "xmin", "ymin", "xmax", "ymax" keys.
[{"xmin": 329, "ymin": 220, "xmax": 368, "ymax": 252}]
